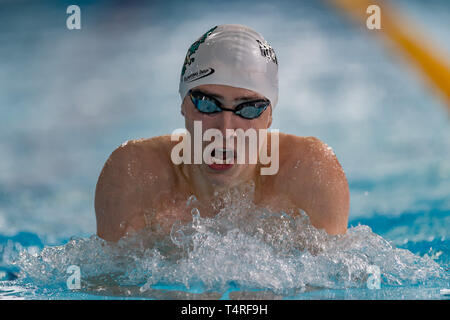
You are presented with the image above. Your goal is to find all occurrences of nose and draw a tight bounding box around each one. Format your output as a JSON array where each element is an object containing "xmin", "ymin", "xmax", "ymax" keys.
[{"xmin": 215, "ymin": 109, "xmax": 236, "ymax": 137}]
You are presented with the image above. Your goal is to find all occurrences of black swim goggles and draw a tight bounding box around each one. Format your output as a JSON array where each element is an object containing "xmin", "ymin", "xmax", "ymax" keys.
[{"xmin": 189, "ymin": 89, "xmax": 270, "ymax": 119}]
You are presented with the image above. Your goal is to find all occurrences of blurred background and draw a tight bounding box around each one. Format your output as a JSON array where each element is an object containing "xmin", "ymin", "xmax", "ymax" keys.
[{"xmin": 0, "ymin": 0, "xmax": 449, "ymax": 252}]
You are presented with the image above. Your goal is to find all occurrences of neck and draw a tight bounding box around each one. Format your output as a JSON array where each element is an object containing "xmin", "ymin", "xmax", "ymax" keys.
[{"xmin": 180, "ymin": 163, "xmax": 259, "ymax": 205}]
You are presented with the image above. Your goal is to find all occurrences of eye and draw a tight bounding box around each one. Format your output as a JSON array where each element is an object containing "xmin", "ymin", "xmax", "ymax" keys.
[
  {"xmin": 197, "ymin": 99, "xmax": 221, "ymax": 113},
  {"xmin": 238, "ymin": 106, "xmax": 259, "ymax": 119},
  {"xmin": 191, "ymin": 91, "xmax": 222, "ymax": 114},
  {"xmin": 236, "ymin": 100, "xmax": 268, "ymax": 119}
]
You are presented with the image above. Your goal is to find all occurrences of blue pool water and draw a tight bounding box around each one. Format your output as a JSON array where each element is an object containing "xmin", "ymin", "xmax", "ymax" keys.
[
  {"xmin": 1, "ymin": 200, "xmax": 449, "ymax": 300},
  {"xmin": 0, "ymin": 0, "xmax": 449, "ymax": 299}
]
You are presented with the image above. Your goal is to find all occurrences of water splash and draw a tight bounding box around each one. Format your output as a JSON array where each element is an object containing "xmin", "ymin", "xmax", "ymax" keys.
[{"xmin": 12, "ymin": 183, "xmax": 448, "ymax": 298}]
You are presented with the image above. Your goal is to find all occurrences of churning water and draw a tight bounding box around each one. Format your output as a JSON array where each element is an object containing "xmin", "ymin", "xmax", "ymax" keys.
[
  {"xmin": 4, "ymin": 182, "xmax": 447, "ymax": 300},
  {"xmin": 0, "ymin": 0, "xmax": 449, "ymax": 299}
]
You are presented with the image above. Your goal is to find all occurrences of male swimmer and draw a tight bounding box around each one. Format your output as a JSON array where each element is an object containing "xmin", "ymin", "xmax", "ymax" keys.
[{"xmin": 95, "ymin": 24, "xmax": 350, "ymax": 242}]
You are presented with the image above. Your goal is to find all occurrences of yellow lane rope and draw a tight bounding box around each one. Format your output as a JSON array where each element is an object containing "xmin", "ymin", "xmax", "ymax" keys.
[{"xmin": 327, "ymin": 0, "xmax": 450, "ymax": 111}]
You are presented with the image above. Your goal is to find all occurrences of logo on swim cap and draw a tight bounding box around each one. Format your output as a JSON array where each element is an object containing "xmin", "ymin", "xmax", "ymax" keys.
[
  {"xmin": 181, "ymin": 26, "xmax": 218, "ymax": 78},
  {"xmin": 183, "ymin": 67, "xmax": 215, "ymax": 83},
  {"xmin": 256, "ymin": 39, "xmax": 278, "ymax": 65}
]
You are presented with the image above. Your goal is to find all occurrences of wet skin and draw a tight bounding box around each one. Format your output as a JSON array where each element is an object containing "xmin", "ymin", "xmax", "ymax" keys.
[{"xmin": 95, "ymin": 84, "xmax": 350, "ymax": 242}]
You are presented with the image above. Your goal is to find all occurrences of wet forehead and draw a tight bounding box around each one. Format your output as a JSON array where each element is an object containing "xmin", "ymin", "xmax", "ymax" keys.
[{"xmin": 193, "ymin": 84, "xmax": 265, "ymax": 102}]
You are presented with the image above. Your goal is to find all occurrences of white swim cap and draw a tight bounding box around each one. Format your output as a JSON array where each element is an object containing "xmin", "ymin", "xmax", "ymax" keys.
[{"xmin": 179, "ymin": 24, "xmax": 279, "ymax": 108}]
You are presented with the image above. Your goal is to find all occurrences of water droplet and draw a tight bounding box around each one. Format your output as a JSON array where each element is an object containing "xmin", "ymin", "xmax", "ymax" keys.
[
  {"xmin": 191, "ymin": 208, "xmax": 200, "ymax": 217},
  {"xmin": 186, "ymin": 195, "xmax": 198, "ymax": 207}
]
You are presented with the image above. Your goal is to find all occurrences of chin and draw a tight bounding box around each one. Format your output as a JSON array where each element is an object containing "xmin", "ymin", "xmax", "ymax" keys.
[{"xmin": 204, "ymin": 163, "xmax": 245, "ymax": 188}]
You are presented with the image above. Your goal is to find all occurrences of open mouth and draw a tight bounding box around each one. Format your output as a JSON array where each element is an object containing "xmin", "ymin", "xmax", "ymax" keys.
[
  {"xmin": 211, "ymin": 148, "xmax": 235, "ymax": 163},
  {"xmin": 208, "ymin": 148, "xmax": 235, "ymax": 171}
]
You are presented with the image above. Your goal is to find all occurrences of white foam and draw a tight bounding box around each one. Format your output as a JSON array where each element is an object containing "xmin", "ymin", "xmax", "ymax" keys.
[{"xmin": 14, "ymin": 183, "xmax": 448, "ymax": 296}]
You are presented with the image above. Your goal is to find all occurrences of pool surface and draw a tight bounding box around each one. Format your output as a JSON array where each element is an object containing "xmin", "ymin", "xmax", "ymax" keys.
[{"xmin": 0, "ymin": 0, "xmax": 449, "ymax": 299}]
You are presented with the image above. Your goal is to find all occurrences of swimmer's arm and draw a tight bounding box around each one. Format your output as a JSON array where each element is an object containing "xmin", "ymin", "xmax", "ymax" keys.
[
  {"xmin": 287, "ymin": 137, "xmax": 350, "ymax": 235},
  {"xmin": 95, "ymin": 143, "xmax": 146, "ymax": 242}
]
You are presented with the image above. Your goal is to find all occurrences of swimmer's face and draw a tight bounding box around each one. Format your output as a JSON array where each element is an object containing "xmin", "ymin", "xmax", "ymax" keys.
[{"xmin": 181, "ymin": 84, "xmax": 273, "ymax": 187}]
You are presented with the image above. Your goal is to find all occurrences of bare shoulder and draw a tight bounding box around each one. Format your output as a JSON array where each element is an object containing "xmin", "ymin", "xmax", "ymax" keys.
[
  {"xmin": 278, "ymin": 134, "xmax": 344, "ymax": 173},
  {"xmin": 97, "ymin": 136, "xmax": 173, "ymax": 190},
  {"xmin": 277, "ymin": 134, "xmax": 350, "ymax": 234},
  {"xmin": 94, "ymin": 135, "xmax": 174, "ymax": 241}
]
